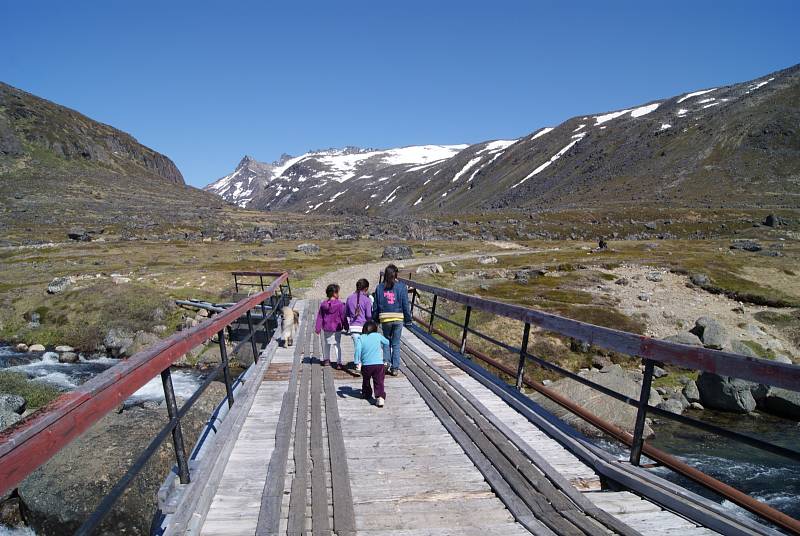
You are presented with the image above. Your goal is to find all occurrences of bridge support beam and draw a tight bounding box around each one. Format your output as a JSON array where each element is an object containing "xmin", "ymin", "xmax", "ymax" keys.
[
  {"xmin": 161, "ymin": 368, "xmax": 191, "ymax": 484},
  {"xmin": 515, "ymin": 322, "xmax": 531, "ymax": 391},
  {"xmin": 218, "ymin": 330, "xmax": 235, "ymax": 408},
  {"xmin": 630, "ymin": 358, "xmax": 655, "ymax": 466}
]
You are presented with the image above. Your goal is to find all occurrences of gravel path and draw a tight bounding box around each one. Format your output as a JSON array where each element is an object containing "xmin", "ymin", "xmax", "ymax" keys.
[{"xmin": 302, "ymin": 248, "xmax": 536, "ymax": 300}]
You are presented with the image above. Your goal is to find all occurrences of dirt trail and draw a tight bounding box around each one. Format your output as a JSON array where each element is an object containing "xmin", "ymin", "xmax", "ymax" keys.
[{"xmin": 302, "ymin": 247, "xmax": 538, "ymax": 300}]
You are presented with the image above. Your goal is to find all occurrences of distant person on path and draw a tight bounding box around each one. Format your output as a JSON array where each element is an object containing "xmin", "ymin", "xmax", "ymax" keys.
[
  {"xmin": 372, "ymin": 264, "xmax": 412, "ymax": 375},
  {"xmin": 315, "ymin": 283, "xmax": 348, "ymax": 368},
  {"xmin": 346, "ymin": 278, "xmax": 373, "ymax": 364},
  {"xmin": 354, "ymin": 321, "xmax": 390, "ymax": 407}
]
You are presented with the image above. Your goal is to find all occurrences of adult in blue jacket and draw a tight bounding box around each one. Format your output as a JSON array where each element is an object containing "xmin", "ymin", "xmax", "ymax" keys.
[{"xmin": 372, "ymin": 264, "xmax": 412, "ymax": 375}]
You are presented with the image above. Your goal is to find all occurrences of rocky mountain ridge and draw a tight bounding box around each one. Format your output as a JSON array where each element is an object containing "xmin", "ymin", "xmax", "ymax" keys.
[{"xmin": 206, "ymin": 63, "xmax": 800, "ymax": 214}]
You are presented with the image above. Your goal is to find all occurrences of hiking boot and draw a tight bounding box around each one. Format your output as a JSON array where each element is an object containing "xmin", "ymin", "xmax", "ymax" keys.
[
  {"xmin": 387, "ymin": 368, "xmax": 398, "ymax": 376},
  {"xmin": 322, "ymin": 360, "xmax": 330, "ymax": 367},
  {"xmin": 376, "ymin": 397, "xmax": 385, "ymax": 408}
]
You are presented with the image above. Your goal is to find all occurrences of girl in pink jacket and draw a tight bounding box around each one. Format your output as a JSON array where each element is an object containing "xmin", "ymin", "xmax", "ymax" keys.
[{"xmin": 315, "ymin": 283, "xmax": 349, "ymax": 368}]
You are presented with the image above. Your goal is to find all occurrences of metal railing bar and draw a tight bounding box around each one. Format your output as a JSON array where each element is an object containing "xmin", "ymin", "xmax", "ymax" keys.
[{"xmin": 401, "ymin": 278, "xmax": 800, "ymax": 391}]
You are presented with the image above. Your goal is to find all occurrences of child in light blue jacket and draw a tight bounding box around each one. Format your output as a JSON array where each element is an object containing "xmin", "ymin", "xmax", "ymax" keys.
[{"xmin": 354, "ymin": 321, "xmax": 390, "ymax": 407}]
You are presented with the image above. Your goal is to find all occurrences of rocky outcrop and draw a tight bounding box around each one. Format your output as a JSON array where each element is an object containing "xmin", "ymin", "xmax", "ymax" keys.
[
  {"xmin": 697, "ymin": 372, "xmax": 757, "ymax": 413},
  {"xmin": 382, "ymin": 244, "xmax": 413, "ymax": 260},
  {"xmin": 18, "ymin": 383, "xmax": 227, "ymax": 535},
  {"xmin": 691, "ymin": 316, "xmax": 729, "ymax": 350},
  {"xmin": 47, "ymin": 276, "xmax": 74, "ymax": 294},
  {"xmin": 531, "ymin": 364, "xmax": 660, "ymax": 438},
  {"xmin": 762, "ymin": 388, "xmax": 800, "ymax": 420}
]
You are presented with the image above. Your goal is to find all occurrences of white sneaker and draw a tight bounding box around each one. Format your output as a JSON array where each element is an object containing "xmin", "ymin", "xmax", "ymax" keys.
[{"xmin": 376, "ymin": 397, "xmax": 385, "ymax": 408}]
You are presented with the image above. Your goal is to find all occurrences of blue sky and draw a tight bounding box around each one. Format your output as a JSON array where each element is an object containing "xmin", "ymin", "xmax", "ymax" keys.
[{"xmin": 2, "ymin": 1, "xmax": 798, "ymax": 187}]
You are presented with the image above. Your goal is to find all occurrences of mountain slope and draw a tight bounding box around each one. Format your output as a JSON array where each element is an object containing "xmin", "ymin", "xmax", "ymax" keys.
[
  {"xmin": 0, "ymin": 82, "xmax": 259, "ymax": 245},
  {"xmin": 206, "ymin": 63, "xmax": 800, "ymax": 214}
]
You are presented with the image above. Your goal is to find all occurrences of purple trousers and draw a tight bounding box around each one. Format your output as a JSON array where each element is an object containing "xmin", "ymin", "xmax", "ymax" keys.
[{"xmin": 361, "ymin": 364, "xmax": 386, "ymax": 399}]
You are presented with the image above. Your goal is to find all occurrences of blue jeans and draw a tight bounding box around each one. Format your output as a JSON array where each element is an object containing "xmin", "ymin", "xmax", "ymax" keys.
[{"xmin": 381, "ymin": 321, "xmax": 403, "ymax": 370}]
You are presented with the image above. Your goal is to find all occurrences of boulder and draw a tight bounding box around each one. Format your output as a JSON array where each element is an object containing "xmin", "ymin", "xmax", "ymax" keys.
[
  {"xmin": 381, "ymin": 244, "xmax": 413, "ymax": 260},
  {"xmin": 67, "ymin": 228, "xmax": 92, "ymax": 242},
  {"xmin": 729, "ymin": 240, "xmax": 762, "ymax": 252},
  {"xmin": 689, "ymin": 402, "xmax": 705, "ymax": 410},
  {"xmin": 691, "ymin": 317, "xmax": 729, "ymax": 350},
  {"xmin": 58, "ymin": 351, "xmax": 79, "ymax": 364},
  {"xmin": 0, "ymin": 394, "xmax": 26, "ymax": 414},
  {"xmin": 646, "ymin": 272, "xmax": 663, "ymax": 282},
  {"xmin": 762, "ymin": 388, "xmax": 800, "ymax": 420},
  {"xmin": 416, "ymin": 263, "xmax": 444, "ymax": 275},
  {"xmin": 682, "ymin": 380, "xmax": 701, "ymax": 403},
  {"xmin": 730, "ymin": 340, "xmax": 757, "ymax": 357},
  {"xmin": 615, "ymin": 278, "xmax": 630, "ymax": 286},
  {"xmin": 15, "ymin": 343, "xmax": 28, "ymax": 352},
  {"xmin": 652, "ymin": 365, "xmax": 668, "ymax": 378},
  {"xmin": 637, "ymin": 293, "xmax": 650, "ymax": 302},
  {"xmin": 663, "ymin": 332, "xmax": 703, "ymax": 347},
  {"xmin": 104, "ymin": 328, "xmax": 134, "ymax": 358},
  {"xmin": 47, "ymin": 276, "xmax": 74, "ymax": 294},
  {"xmin": 0, "ymin": 410, "xmax": 21, "ymax": 432},
  {"xmin": 478, "ymin": 256, "xmax": 498, "ymax": 265},
  {"xmin": 774, "ymin": 355, "xmax": 793, "ymax": 364},
  {"xmin": 656, "ymin": 398, "xmax": 685, "ymax": 415},
  {"xmin": 690, "ymin": 273, "xmax": 711, "ymax": 287},
  {"xmin": 296, "ymin": 243, "xmax": 320, "ymax": 254},
  {"xmin": 54, "ymin": 345, "xmax": 74, "ymax": 353},
  {"xmin": 697, "ymin": 372, "xmax": 757, "ymax": 413},
  {"xmin": 763, "ymin": 214, "xmax": 784, "ymax": 227},
  {"xmin": 19, "ymin": 384, "xmax": 227, "ymax": 535},
  {"xmin": 28, "ymin": 344, "xmax": 46, "ymax": 352},
  {"xmin": 128, "ymin": 331, "xmax": 160, "ymax": 355},
  {"xmin": 531, "ymin": 366, "xmax": 660, "ymax": 438}
]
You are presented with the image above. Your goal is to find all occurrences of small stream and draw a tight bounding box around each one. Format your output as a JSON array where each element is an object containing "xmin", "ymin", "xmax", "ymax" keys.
[{"xmin": 0, "ymin": 345, "xmax": 206, "ymax": 403}]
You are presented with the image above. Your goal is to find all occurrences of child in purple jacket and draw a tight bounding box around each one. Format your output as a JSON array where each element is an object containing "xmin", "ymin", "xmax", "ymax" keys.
[
  {"xmin": 315, "ymin": 283, "xmax": 349, "ymax": 368},
  {"xmin": 346, "ymin": 279, "xmax": 373, "ymax": 364}
]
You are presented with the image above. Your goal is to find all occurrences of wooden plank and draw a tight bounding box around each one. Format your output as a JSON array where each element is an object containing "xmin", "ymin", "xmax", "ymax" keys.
[
  {"xmin": 401, "ymin": 353, "xmax": 584, "ymax": 536},
  {"xmin": 399, "ymin": 355, "xmax": 555, "ymax": 536},
  {"xmin": 402, "ymin": 338, "xmax": 642, "ymax": 536},
  {"xmin": 287, "ymin": 356, "xmax": 310, "ymax": 533},
  {"xmin": 310, "ymin": 357, "xmax": 330, "ymax": 535},
  {"xmin": 255, "ymin": 304, "xmax": 310, "ymax": 535},
  {"xmin": 323, "ymin": 351, "xmax": 357, "ymax": 534}
]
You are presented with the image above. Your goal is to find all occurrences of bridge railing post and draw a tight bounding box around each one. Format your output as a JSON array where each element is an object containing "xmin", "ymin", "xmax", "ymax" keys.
[
  {"xmin": 160, "ymin": 368, "xmax": 190, "ymax": 484},
  {"xmin": 233, "ymin": 273, "xmax": 239, "ymax": 293},
  {"xmin": 428, "ymin": 294, "xmax": 438, "ymax": 334},
  {"xmin": 515, "ymin": 322, "xmax": 531, "ymax": 390},
  {"xmin": 630, "ymin": 357, "xmax": 655, "ymax": 466},
  {"xmin": 460, "ymin": 306, "xmax": 472, "ymax": 356},
  {"xmin": 246, "ymin": 310, "xmax": 259, "ymax": 364},
  {"xmin": 217, "ymin": 330, "xmax": 235, "ymax": 408},
  {"xmin": 410, "ymin": 288, "xmax": 418, "ymax": 317}
]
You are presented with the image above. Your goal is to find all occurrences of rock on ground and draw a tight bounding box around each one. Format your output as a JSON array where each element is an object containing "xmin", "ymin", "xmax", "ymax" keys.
[
  {"xmin": 104, "ymin": 328, "xmax": 134, "ymax": 358},
  {"xmin": 381, "ymin": 244, "xmax": 413, "ymax": 260},
  {"xmin": 662, "ymin": 332, "xmax": 703, "ymax": 347},
  {"xmin": 18, "ymin": 383, "xmax": 227, "ymax": 535},
  {"xmin": 478, "ymin": 256, "xmax": 498, "ymax": 265},
  {"xmin": 682, "ymin": 380, "xmax": 701, "ymax": 403},
  {"xmin": 697, "ymin": 372, "xmax": 757, "ymax": 413},
  {"xmin": 691, "ymin": 316, "xmax": 729, "ymax": 350},
  {"xmin": 0, "ymin": 410, "xmax": 21, "ymax": 431},
  {"xmin": 762, "ymin": 388, "xmax": 800, "ymax": 420},
  {"xmin": 416, "ymin": 263, "xmax": 444, "ymax": 275},
  {"xmin": 295, "ymin": 243, "xmax": 320, "ymax": 254},
  {"xmin": 28, "ymin": 344, "xmax": 45, "ymax": 353},
  {"xmin": 0, "ymin": 394, "xmax": 26, "ymax": 414},
  {"xmin": 46, "ymin": 276, "xmax": 74, "ymax": 294},
  {"xmin": 531, "ymin": 366, "xmax": 660, "ymax": 438},
  {"xmin": 58, "ymin": 352, "xmax": 79, "ymax": 364}
]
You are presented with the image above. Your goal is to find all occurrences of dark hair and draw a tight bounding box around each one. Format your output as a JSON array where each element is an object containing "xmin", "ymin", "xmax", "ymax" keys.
[
  {"xmin": 383, "ymin": 264, "xmax": 398, "ymax": 289},
  {"xmin": 325, "ymin": 283, "xmax": 340, "ymax": 298},
  {"xmin": 363, "ymin": 320, "xmax": 378, "ymax": 334},
  {"xmin": 355, "ymin": 279, "xmax": 369, "ymax": 316}
]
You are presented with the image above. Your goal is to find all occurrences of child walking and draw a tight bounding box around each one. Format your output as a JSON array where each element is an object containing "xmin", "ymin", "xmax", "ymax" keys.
[
  {"xmin": 354, "ymin": 321, "xmax": 390, "ymax": 407},
  {"xmin": 346, "ymin": 278, "xmax": 373, "ymax": 363},
  {"xmin": 372, "ymin": 264, "xmax": 412, "ymax": 375},
  {"xmin": 315, "ymin": 283, "xmax": 349, "ymax": 368}
]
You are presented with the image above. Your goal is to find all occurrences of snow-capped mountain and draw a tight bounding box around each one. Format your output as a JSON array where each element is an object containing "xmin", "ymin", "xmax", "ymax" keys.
[
  {"xmin": 205, "ymin": 63, "xmax": 800, "ymax": 214},
  {"xmin": 204, "ymin": 145, "xmax": 470, "ymax": 209}
]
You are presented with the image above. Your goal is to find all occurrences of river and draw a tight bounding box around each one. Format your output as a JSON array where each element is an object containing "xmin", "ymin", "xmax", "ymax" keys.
[{"xmin": 0, "ymin": 345, "xmax": 206, "ymax": 404}]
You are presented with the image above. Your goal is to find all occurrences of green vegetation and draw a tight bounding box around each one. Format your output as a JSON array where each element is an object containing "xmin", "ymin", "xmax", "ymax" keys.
[
  {"xmin": 739, "ymin": 340, "xmax": 778, "ymax": 360},
  {"xmin": 0, "ymin": 371, "xmax": 62, "ymax": 408}
]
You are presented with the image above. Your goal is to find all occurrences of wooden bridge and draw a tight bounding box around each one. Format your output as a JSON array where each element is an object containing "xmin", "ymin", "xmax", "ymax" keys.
[{"xmin": 1, "ymin": 271, "xmax": 798, "ymax": 536}]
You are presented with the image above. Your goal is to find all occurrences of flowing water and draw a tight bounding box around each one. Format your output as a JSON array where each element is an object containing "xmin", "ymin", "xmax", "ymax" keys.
[{"xmin": 0, "ymin": 345, "xmax": 206, "ymax": 403}]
